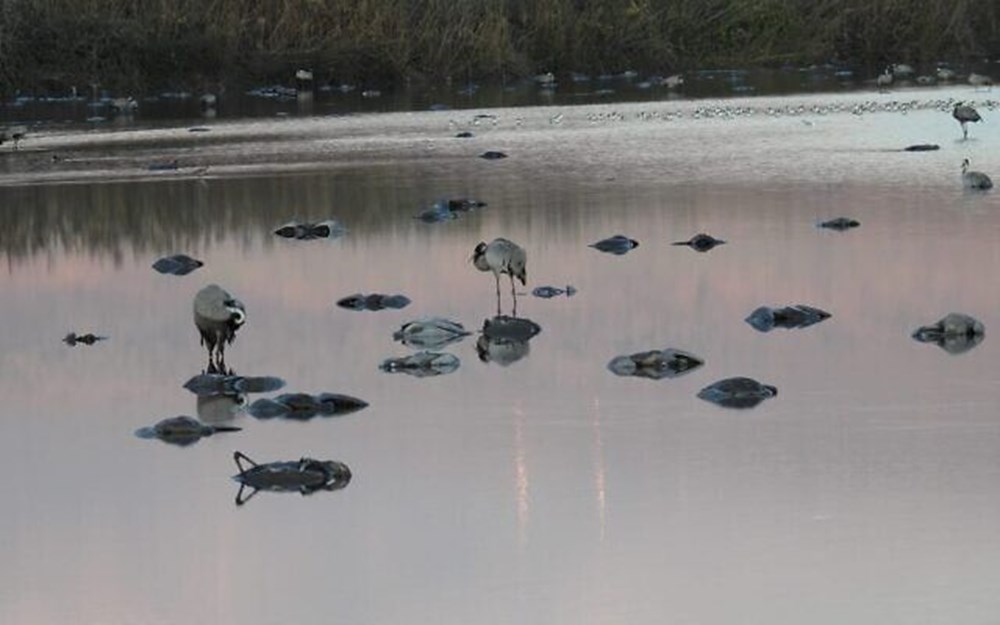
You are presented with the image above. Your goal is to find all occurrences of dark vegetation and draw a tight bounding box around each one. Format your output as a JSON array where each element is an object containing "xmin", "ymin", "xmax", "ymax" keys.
[{"xmin": 1, "ymin": 0, "xmax": 998, "ymax": 94}]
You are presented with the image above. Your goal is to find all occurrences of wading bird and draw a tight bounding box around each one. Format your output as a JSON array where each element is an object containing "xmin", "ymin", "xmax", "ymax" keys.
[
  {"xmin": 473, "ymin": 238, "xmax": 527, "ymax": 315},
  {"xmin": 875, "ymin": 66, "xmax": 893, "ymax": 91},
  {"xmin": 0, "ymin": 125, "xmax": 27, "ymax": 150},
  {"xmin": 961, "ymin": 159, "xmax": 993, "ymax": 190},
  {"xmin": 193, "ymin": 284, "xmax": 246, "ymax": 370},
  {"xmin": 953, "ymin": 103, "xmax": 982, "ymax": 140}
]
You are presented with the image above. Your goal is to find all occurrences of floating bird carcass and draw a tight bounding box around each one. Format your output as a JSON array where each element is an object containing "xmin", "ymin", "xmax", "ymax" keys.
[
  {"xmin": 745, "ymin": 304, "xmax": 831, "ymax": 332},
  {"xmin": 672, "ymin": 233, "xmax": 725, "ymax": 252},
  {"xmin": 590, "ymin": 235, "xmax": 639, "ymax": 255},
  {"xmin": 379, "ymin": 351, "xmax": 460, "ymax": 377},
  {"xmin": 697, "ymin": 377, "xmax": 778, "ymax": 409},
  {"xmin": 232, "ymin": 451, "xmax": 351, "ymax": 505},
  {"xmin": 392, "ymin": 317, "xmax": 471, "ymax": 349},
  {"xmin": 152, "ymin": 254, "xmax": 203, "ymax": 276},
  {"xmin": 135, "ymin": 415, "xmax": 240, "ymax": 446},
  {"xmin": 607, "ymin": 348, "xmax": 704, "ymax": 380},
  {"xmin": 912, "ymin": 313, "xmax": 984, "ymax": 355}
]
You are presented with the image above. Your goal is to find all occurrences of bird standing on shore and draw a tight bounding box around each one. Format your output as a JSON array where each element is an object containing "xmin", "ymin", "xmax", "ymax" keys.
[
  {"xmin": 473, "ymin": 238, "xmax": 527, "ymax": 315},
  {"xmin": 953, "ymin": 103, "xmax": 982, "ymax": 140},
  {"xmin": 875, "ymin": 66, "xmax": 893, "ymax": 91},
  {"xmin": 961, "ymin": 159, "xmax": 993, "ymax": 190},
  {"xmin": 0, "ymin": 125, "xmax": 27, "ymax": 150}
]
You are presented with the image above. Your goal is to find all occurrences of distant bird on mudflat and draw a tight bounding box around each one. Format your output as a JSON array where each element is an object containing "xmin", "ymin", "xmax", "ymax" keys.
[
  {"xmin": 875, "ymin": 66, "xmax": 893, "ymax": 91},
  {"xmin": 961, "ymin": 159, "xmax": 993, "ymax": 190},
  {"xmin": 473, "ymin": 238, "xmax": 527, "ymax": 314},
  {"xmin": 194, "ymin": 284, "xmax": 246, "ymax": 368},
  {"xmin": 0, "ymin": 125, "xmax": 27, "ymax": 150},
  {"xmin": 953, "ymin": 103, "xmax": 982, "ymax": 139},
  {"xmin": 968, "ymin": 73, "xmax": 993, "ymax": 89}
]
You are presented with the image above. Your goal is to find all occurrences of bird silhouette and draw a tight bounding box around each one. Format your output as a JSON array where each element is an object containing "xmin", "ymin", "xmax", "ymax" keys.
[
  {"xmin": 473, "ymin": 238, "xmax": 527, "ymax": 315},
  {"xmin": 961, "ymin": 159, "xmax": 993, "ymax": 190},
  {"xmin": 953, "ymin": 103, "xmax": 982, "ymax": 140},
  {"xmin": 193, "ymin": 284, "xmax": 246, "ymax": 370}
]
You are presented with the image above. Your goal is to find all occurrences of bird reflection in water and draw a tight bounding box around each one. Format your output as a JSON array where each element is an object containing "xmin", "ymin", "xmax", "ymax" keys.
[
  {"xmin": 232, "ymin": 451, "xmax": 352, "ymax": 506},
  {"xmin": 135, "ymin": 415, "xmax": 241, "ymax": 447},
  {"xmin": 476, "ymin": 315, "xmax": 542, "ymax": 367},
  {"xmin": 183, "ymin": 372, "xmax": 286, "ymax": 424}
]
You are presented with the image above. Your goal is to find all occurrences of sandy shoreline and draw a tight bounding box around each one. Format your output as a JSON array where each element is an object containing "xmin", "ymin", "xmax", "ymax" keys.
[{"xmin": 1, "ymin": 86, "xmax": 997, "ymax": 189}]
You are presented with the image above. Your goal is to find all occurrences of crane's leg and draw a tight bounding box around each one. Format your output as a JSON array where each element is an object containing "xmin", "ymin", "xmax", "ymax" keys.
[
  {"xmin": 510, "ymin": 275, "xmax": 518, "ymax": 317},
  {"xmin": 963, "ymin": 122, "xmax": 968, "ymax": 140},
  {"xmin": 494, "ymin": 273, "xmax": 502, "ymax": 316}
]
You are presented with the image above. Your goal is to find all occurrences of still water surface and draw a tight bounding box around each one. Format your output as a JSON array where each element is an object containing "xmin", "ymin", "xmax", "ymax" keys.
[{"xmin": 2, "ymin": 87, "xmax": 1000, "ymax": 624}]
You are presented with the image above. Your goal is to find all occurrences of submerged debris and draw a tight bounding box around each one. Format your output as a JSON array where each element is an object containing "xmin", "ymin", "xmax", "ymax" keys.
[
  {"xmin": 745, "ymin": 304, "xmax": 831, "ymax": 332},
  {"xmin": 393, "ymin": 317, "xmax": 471, "ymax": 349},
  {"xmin": 532, "ymin": 285, "xmax": 577, "ymax": 298},
  {"xmin": 672, "ymin": 233, "xmax": 726, "ymax": 252},
  {"xmin": 337, "ymin": 293, "xmax": 411, "ymax": 311},
  {"xmin": 135, "ymin": 415, "xmax": 240, "ymax": 446},
  {"xmin": 248, "ymin": 392, "xmax": 369, "ymax": 420},
  {"xmin": 607, "ymin": 348, "xmax": 704, "ymax": 380},
  {"xmin": 912, "ymin": 312, "xmax": 985, "ymax": 355},
  {"xmin": 415, "ymin": 197, "xmax": 486, "ymax": 223},
  {"xmin": 697, "ymin": 377, "xmax": 778, "ymax": 409},
  {"xmin": 379, "ymin": 351, "xmax": 460, "ymax": 377},
  {"xmin": 818, "ymin": 217, "xmax": 860, "ymax": 231},
  {"xmin": 152, "ymin": 254, "xmax": 204, "ymax": 276},
  {"xmin": 232, "ymin": 451, "xmax": 351, "ymax": 506},
  {"xmin": 183, "ymin": 373, "xmax": 286, "ymax": 396},
  {"xmin": 274, "ymin": 220, "xmax": 345, "ymax": 240},
  {"xmin": 63, "ymin": 332, "xmax": 106, "ymax": 346},
  {"xmin": 590, "ymin": 234, "xmax": 639, "ymax": 255},
  {"xmin": 147, "ymin": 159, "xmax": 180, "ymax": 171}
]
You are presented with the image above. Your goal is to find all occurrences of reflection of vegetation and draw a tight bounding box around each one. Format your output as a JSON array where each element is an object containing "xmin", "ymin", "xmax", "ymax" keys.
[
  {"xmin": 0, "ymin": 167, "xmax": 445, "ymax": 266},
  {"xmin": 1, "ymin": 0, "xmax": 997, "ymax": 92}
]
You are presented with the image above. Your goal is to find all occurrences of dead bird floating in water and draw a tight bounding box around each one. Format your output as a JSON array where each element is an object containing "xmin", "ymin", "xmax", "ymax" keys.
[
  {"xmin": 590, "ymin": 235, "xmax": 639, "ymax": 256},
  {"xmin": 379, "ymin": 351, "xmax": 460, "ymax": 377},
  {"xmin": 274, "ymin": 220, "xmax": 345, "ymax": 240},
  {"xmin": 818, "ymin": 217, "xmax": 860, "ymax": 231},
  {"xmin": 337, "ymin": 293, "xmax": 411, "ymax": 311},
  {"xmin": 393, "ymin": 317, "xmax": 471, "ymax": 349},
  {"xmin": 232, "ymin": 451, "xmax": 352, "ymax": 506},
  {"xmin": 698, "ymin": 377, "xmax": 778, "ymax": 409},
  {"xmin": 672, "ymin": 233, "xmax": 725, "ymax": 252},
  {"xmin": 135, "ymin": 415, "xmax": 240, "ymax": 447},
  {"xmin": 608, "ymin": 348, "xmax": 704, "ymax": 380},
  {"xmin": 152, "ymin": 254, "xmax": 203, "ymax": 276},
  {"xmin": 63, "ymin": 332, "xmax": 106, "ymax": 346},
  {"xmin": 532, "ymin": 285, "xmax": 577, "ymax": 299},
  {"xmin": 912, "ymin": 312, "xmax": 984, "ymax": 355},
  {"xmin": 745, "ymin": 304, "xmax": 831, "ymax": 332},
  {"xmin": 248, "ymin": 392, "xmax": 369, "ymax": 420}
]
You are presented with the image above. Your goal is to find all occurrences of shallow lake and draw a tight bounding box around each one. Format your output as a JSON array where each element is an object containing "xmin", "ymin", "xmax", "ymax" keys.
[{"xmin": 1, "ymin": 86, "xmax": 999, "ymax": 624}]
